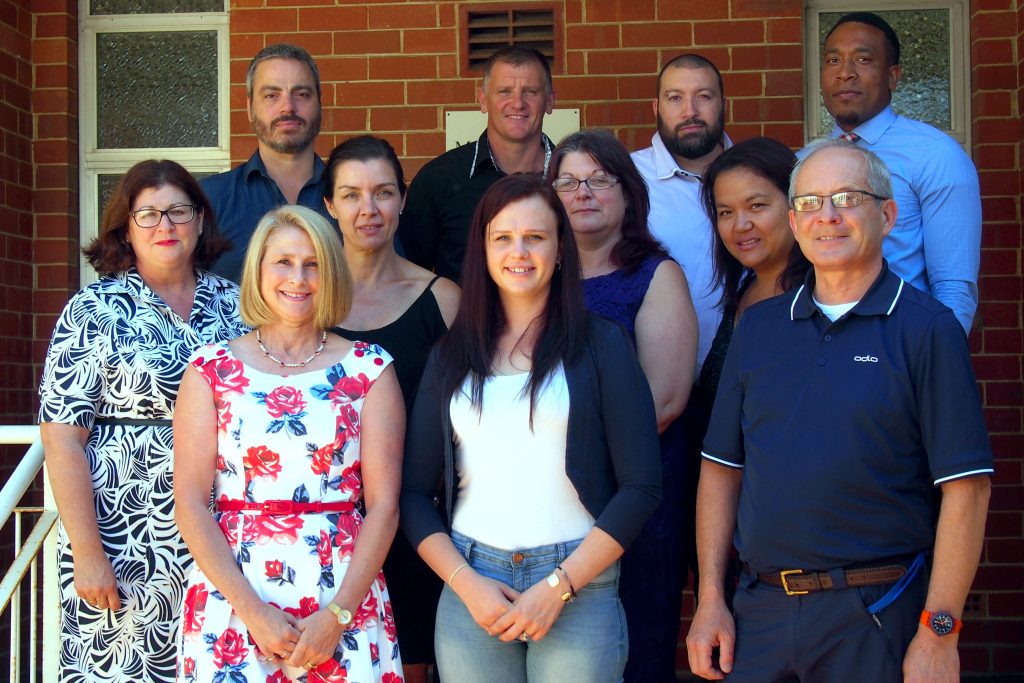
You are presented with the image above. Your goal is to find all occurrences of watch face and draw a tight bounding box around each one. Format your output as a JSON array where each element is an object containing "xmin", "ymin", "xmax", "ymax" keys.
[{"xmin": 930, "ymin": 612, "xmax": 955, "ymax": 636}]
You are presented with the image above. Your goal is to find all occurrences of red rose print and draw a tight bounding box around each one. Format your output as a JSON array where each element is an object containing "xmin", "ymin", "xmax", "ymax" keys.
[
  {"xmin": 264, "ymin": 385, "xmax": 306, "ymax": 418},
  {"xmin": 381, "ymin": 674, "xmax": 405, "ymax": 683},
  {"xmin": 383, "ymin": 598, "xmax": 397, "ymax": 640},
  {"xmin": 336, "ymin": 461, "xmax": 362, "ymax": 498},
  {"xmin": 336, "ymin": 403, "xmax": 361, "ymax": 440},
  {"xmin": 214, "ymin": 397, "xmax": 233, "ymax": 432},
  {"xmin": 311, "ymin": 658, "xmax": 348, "ymax": 683},
  {"xmin": 246, "ymin": 514, "xmax": 304, "ymax": 544},
  {"xmin": 212, "ymin": 627, "xmax": 249, "ymax": 668},
  {"xmin": 310, "ymin": 442, "xmax": 336, "ymax": 476},
  {"xmin": 284, "ymin": 596, "xmax": 320, "ymax": 619},
  {"xmin": 354, "ymin": 590, "xmax": 378, "ymax": 630},
  {"xmin": 332, "ymin": 512, "xmax": 360, "ymax": 560},
  {"xmin": 217, "ymin": 510, "xmax": 240, "ymax": 545},
  {"xmin": 265, "ymin": 559, "xmax": 283, "ymax": 579},
  {"xmin": 266, "ymin": 671, "xmax": 287, "ymax": 683},
  {"xmin": 243, "ymin": 445, "xmax": 282, "ymax": 482},
  {"xmin": 370, "ymin": 642, "xmax": 379, "ymax": 662},
  {"xmin": 204, "ymin": 356, "xmax": 250, "ymax": 396},
  {"xmin": 182, "ymin": 656, "xmax": 195, "ymax": 676},
  {"xmin": 182, "ymin": 583, "xmax": 209, "ymax": 636},
  {"xmin": 330, "ymin": 373, "xmax": 373, "ymax": 404}
]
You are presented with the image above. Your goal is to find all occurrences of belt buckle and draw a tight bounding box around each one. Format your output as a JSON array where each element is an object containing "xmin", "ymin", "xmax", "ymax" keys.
[
  {"xmin": 261, "ymin": 500, "xmax": 292, "ymax": 515},
  {"xmin": 780, "ymin": 569, "xmax": 809, "ymax": 596}
]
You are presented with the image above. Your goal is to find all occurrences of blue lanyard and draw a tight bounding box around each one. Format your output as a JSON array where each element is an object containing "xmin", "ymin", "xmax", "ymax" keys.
[{"xmin": 866, "ymin": 551, "xmax": 926, "ymax": 615}]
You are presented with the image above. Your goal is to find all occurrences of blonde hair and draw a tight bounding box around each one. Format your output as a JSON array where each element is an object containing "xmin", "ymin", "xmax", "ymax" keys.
[{"xmin": 239, "ymin": 205, "xmax": 351, "ymax": 330}]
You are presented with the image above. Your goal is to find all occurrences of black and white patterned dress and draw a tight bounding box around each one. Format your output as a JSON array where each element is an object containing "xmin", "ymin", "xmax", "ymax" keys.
[{"xmin": 38, "ymin": 268, "xmax": 248, "ymax": 683}]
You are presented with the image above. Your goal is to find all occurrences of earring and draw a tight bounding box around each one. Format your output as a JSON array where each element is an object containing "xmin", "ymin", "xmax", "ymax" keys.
[{"xmin": 556, "ymin": 261, "xmax": 562, "ymax": 270}]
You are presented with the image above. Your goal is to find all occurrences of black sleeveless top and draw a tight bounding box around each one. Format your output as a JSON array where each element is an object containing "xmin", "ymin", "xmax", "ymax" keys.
[{"xmin": 332, "ymin": 276, "xmax": 448, "ymax": 413}]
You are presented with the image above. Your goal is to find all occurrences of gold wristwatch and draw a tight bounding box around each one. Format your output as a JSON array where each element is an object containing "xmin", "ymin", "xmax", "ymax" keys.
[{"xmin": 327, "ymin": 601, "xmax": 353, "ymax": 627}]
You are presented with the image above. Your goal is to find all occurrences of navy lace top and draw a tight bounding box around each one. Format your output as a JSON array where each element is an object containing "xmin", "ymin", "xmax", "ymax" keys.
[{"xmin": 582, "ymin": 254, "xmax": 670, "ymax": 341}]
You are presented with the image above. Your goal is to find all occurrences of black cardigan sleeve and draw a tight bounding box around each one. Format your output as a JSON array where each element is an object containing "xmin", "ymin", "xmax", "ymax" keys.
[
  {"xmin": 585, "ymin": 317, "xmax": 663, "ymax": 548},
  {"xmin": 399, "ymin": 348, "xmax": 449, "ymax": 549}
]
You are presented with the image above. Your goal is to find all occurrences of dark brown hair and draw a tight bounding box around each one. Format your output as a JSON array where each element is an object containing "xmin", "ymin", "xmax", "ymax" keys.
[
  {"xmin": 547, "ymin": 128, "xmax": 668, "ymax": 271},
  {"xmin": 84, "ymin": 159, "xmax": 230, "ymax": 275},
  {"xmin": 437, "ymin": 173, "xmax": 585, "ymax": 424}
]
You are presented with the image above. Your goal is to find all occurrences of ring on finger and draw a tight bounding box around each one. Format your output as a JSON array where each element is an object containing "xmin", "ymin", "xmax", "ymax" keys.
[
  {"xmin": 304, "ymin": 661, "xmax": 316, "ymax": 670},
  {"xmin": 518, "ymin": 632, "xmax": 529, "ymax": 642}
]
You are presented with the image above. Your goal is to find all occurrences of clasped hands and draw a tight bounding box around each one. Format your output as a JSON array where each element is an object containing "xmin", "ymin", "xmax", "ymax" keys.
[
  {"xmin": 245, "ymin": 601, "xmax": 346, "ymax": 672},
  {"xmin": 457, "ymin": 571, "xmax": 568, "ymax": 643}
]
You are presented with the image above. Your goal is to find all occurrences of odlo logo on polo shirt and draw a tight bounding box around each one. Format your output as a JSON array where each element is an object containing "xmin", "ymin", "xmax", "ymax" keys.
[{"xmin": 853, "ymin": 355, "xmax": 879, "ymax": 363}]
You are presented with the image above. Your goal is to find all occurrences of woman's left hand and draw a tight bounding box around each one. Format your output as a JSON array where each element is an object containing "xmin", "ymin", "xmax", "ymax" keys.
[
  {"xmin": 285, "ymin": 608, "xmax": 345, "ymax": 672},
  {"xmin": 490, "ymin": 579, "xmax": 568, "ymax": 642}
]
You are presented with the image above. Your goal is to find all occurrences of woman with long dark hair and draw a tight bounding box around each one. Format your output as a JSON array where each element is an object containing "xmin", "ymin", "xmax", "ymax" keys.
[
  {"xmin": 400, "ymin": 174, "xmax": 662, "ymax": 682},
  {"xmin": 698, "ymin": 137, "xmax": 810, "ymax": 400}
]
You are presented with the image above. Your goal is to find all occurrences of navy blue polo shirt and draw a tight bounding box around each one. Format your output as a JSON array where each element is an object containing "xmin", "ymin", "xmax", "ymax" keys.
[
  {"xmin": 202, "ymin": 151, "xmax": 337, "ymax": 283},
  {"xmin": 702, "ymin": 263, "xmax": 993, "ymax": 573}
]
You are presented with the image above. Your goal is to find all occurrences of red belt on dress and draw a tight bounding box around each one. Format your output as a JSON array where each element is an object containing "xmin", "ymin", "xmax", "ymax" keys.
[{"xmin": 216, "ymin": 499, "xmax": 355, "ymax": 514}]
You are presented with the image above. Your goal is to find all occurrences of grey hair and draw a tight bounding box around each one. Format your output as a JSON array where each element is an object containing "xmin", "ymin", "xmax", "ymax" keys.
[
  {"xmin": 245, "ymin": 43, "xmax": 321, "ymax": 100},
  {"xmin": 789, "ymin": 138, "xmax": 894, "ymax": 201}
]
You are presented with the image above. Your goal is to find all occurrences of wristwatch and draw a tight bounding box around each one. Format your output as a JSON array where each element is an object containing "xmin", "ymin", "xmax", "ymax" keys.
[
  {"xmin": 545, "ymin": 571, "xmax": 573, "ymax": 603},
  {"xmin": 920, "ymin": 610, "xmax": 962, "ymax": 636},
  {"xmin": 327, "ymin": 601, "xmax": 353, "ymax": 627}
]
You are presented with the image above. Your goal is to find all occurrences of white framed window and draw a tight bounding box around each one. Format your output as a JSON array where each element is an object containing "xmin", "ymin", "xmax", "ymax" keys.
[
  {"xmin": 79, "ymin": 0, "xmax": 231, "ymax": 285},
  {"xmin": 803, "ymin": 1, "xmax": 970, "ymax": 149}
]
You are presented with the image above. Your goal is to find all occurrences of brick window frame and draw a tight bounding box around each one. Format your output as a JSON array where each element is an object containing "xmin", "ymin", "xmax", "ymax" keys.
[
  {"xmin": 803, "ymin": 0, "xmax": 971, "ymax": 149},
  {"xmin": 460, "ymin": 3, "xmax": 563, "ymax": 77},
  {"xmin": 78, "ymin": 2, "xmax": 230, "ymax": 286}
]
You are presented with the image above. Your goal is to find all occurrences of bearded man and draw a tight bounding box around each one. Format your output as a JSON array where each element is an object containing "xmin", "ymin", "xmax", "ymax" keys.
[{"xmin": 203, "ymin": 44, "xmax": 337, "ymax": 282}]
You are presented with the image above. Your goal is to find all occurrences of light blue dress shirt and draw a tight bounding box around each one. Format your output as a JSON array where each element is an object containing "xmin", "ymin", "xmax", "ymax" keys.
[{"xmin": 804, "ymin": 106, "xmax": 981, "ymax": 332}]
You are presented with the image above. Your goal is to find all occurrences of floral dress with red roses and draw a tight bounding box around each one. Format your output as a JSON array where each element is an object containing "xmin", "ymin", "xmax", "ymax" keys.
[{"xmin": 176, "ymin": 340, "xmax": 404, "ymax": 683}]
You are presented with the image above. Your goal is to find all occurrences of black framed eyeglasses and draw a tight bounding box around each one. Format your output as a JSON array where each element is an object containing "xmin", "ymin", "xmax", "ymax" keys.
[
  {"xmin": 552, "ymin": 175, "xmax": 620, "ymax": 193},
  {"xmin": 129, "ymin": 204, "xmax": 197, "ymax": 228},
  {"xmin": 791, "ymin": 190, "xmax": 887, "ymax": 212}
]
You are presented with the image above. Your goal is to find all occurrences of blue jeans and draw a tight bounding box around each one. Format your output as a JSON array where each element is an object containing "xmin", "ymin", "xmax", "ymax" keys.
[{"xmin": 435, "ymin": 531, "xmax": 628, "ymax": 683}]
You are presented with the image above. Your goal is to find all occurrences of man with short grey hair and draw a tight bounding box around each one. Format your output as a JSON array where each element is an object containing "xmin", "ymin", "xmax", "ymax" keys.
[
  {"xmin": 204, "ymin": 43, "xmax": 335, "ymax": 282},
  {"xmin": 398, "ymin": 46, "xmax": 556, "ymax": 282},
  {"xmin": 688, "ymin": 139, "xmax": 992, "ymax": 683}
]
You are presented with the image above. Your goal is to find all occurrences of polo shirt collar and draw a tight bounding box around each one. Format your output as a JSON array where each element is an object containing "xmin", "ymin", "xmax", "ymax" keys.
[
  {"xmin": 469, "ymin": 130, "xmax": 555, "ymax": 179},
  {"xmin": 242, "ymin": 150, "xmax": 326, "ymax": 189},
  {"xmin": 650, "ymin": 130, "xmax": 734, "ymax": 181},
  {"xmin": 789, "ymin": 260, "xmax": 905, "ymax": 321},
  {"xmin": 829, "ymin": 105, "xmax": 897, "ymax": 146}
]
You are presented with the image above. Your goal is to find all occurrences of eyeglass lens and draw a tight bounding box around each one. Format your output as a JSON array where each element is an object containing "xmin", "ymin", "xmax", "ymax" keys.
[{"xmin": 132, "ymin": 205, "xmax": 196, "ymax": 228}]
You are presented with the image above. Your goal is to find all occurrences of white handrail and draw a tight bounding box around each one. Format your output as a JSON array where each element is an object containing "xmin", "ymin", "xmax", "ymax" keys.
[
  {"xmin": 0, "ymin": 430, "xmax": 43, "ymax": 531},
  {"xmin": 0, "ymin": 424, "xmax": 58, "ymax": 683}
]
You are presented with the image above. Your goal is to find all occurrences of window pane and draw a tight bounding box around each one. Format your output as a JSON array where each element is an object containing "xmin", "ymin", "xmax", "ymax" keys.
[
  {"xmin": 90, "ymin": 0, "xmax": 224, "ymax": 14},
  {"xmin": 817, "ymin": 9, "xmax": 951, "ymax": 136},
  {"xmin": 96, "ymin": 31, "xmax": 219, "ymax": 149},
  {"xmin": 99, "ymin": 169, "xmax": 217, "ymax": 214}
]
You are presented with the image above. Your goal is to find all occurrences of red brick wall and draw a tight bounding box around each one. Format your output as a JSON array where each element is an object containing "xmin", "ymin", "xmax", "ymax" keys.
[
  {"xmin": 968, "ymin": 0, "xmax": 1024, "ymax": 675},
  {"xmin": 3, "ymin": 0, "xmax": 1021, "ymax": 676},
  {"xmin": 0, "ymin": 0, "xmax": 35, "ymax": 429}
]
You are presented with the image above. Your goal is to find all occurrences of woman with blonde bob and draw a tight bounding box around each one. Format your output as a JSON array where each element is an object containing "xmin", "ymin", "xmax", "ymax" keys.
[{"xmin": 174, "ymin": 205, "xmax": 405, "ymax": 682}]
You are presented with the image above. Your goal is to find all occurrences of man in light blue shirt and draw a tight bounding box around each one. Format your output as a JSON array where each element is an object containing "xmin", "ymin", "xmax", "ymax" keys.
[{"xmin": 809, "ymin": 11, "xmax": 981, "ymax": 332}]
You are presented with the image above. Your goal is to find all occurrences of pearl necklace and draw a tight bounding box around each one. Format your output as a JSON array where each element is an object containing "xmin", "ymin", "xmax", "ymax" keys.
[{"xmin": 256, "ymin": 328, "xmax": 327, "ymax": 368}]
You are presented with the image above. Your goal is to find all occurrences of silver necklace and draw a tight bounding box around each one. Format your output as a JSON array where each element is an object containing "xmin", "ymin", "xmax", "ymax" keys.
[{"xmin": 256, "ymin": 328, "xmax": 327, "ymax": 368}]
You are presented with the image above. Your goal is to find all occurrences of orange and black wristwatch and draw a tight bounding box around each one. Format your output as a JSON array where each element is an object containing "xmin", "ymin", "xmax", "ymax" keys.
[{"xmin": 920, "ymin": 610, "xmax": 962, "ymax": 636}]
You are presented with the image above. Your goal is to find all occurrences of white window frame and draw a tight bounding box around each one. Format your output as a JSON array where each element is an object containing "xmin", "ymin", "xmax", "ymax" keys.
[
  {"xmin": 78, "ymin": 1, "xmax": 231, "ymax": 285},
  {"xmin": 803, "ymin": 0, "xmax": 970, "ymax": 150}
]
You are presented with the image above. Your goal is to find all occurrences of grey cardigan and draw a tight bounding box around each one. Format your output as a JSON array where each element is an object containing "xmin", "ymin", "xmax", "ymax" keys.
[{"xmin": 400, "ymin": 314, "xmax": 662, "ymax": 550}]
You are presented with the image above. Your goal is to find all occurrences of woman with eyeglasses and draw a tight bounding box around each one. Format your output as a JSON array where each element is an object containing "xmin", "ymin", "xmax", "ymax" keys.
[
  {"xmin": 401, "ymin": 174, "xmax": 662, "ymax": 682},
  {"xmin": 38, "ymin": 160, "xmax": 247, "ymax": 683},
  {"xmin": 547, "ymin": 129, "xmax": 698, "ymax": 683}
]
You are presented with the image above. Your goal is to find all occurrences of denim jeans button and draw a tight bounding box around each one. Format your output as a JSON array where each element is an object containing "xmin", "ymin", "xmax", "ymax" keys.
[{"xmin": 512, "ymin": 552, "xmax": 525, "ymax": 564}]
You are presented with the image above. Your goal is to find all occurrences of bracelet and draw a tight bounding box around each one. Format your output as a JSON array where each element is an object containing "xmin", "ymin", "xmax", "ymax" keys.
[
  {"xmin": 447, "ymin": 562, "xmax": 470, "ymax": 588},
  {"xmin": 556, "ymin": 565, "xmax": 577, "ymax": 599}
]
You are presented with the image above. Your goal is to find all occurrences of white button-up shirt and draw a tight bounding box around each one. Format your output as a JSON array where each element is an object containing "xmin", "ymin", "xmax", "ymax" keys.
[{"xmin": 632, "ymin": 132, "xmax": 733, "ymax": 373}]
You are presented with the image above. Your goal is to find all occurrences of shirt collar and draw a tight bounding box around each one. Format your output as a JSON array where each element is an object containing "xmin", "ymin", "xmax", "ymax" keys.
[
  {"xmin": 829, "ymin": 105, "xmax": 897, "ymax": 146},
  {"xmin": 789, "ymin": 261, "xmax": 905, "ymax": 321},
  {"xmin": 650, "ymin": 130, "xmax": 734, "ymax": 181},
  {"xmin": 242, "ymin": 150, "xmax": 326, "ymax": 188},
  {"xmin": 469, "ymin": 130, "xmax": 555, "ymax": 179}
]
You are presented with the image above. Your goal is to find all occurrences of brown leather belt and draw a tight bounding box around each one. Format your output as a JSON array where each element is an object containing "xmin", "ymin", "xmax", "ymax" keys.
[{"xmin": 758, "ymin": 564, "xmax": 907, "ymax": 595}]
